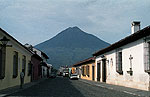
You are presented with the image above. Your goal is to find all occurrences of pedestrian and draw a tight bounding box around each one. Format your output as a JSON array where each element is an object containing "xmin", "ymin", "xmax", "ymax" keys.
[{"xmin": 20, "ymin": 71, "xmax": 24, "ymax": 89}]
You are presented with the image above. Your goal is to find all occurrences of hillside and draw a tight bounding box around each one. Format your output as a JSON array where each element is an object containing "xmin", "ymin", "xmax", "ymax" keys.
[{"xmin": 35, "ymin": 27, "xmax": 110, "ymax": 68}]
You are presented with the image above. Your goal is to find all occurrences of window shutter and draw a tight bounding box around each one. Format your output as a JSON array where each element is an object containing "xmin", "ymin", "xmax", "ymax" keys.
[{"xmin": 144, "ymin": 42, "xmax": 150, "ymax": 72}]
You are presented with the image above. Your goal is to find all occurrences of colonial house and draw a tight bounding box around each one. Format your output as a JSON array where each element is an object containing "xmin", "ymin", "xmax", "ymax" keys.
[
  {"xmin": 31, "ymin": 53, "xmax": 43, "ymax": 81},
  {"xmin": 25, "ymin": 44, "xmax": 43, "ymax": 81},
  {"xmin": 0, "ymin": 28, "xmax": 33, "ymax": 90},
  {"xmin": 73, "ymin": 57, "xmax": 96, "ymax": 81},
  {"xmin": 41, "ymin": 52, "xmax": 49, "ymax": 77},
  {"xmin": 93, "ymin": 21, "xmax": 150, "ymax": 91},
  {"xmin": 31, "ymin": 48, "xmax": 50, "ymax": 78}
]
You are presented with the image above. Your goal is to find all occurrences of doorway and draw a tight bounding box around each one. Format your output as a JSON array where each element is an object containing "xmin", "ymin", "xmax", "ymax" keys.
[
  {"xmin": 102, "ymin": 59, "xmax": 106, "ymax": 82},
  {"xmin": 92, "ymin": 66, "xmax": 95, "ymax": 81},
  {"xmin": 97, "ymin": 62, "xmax": 100, "ymax": 81}
]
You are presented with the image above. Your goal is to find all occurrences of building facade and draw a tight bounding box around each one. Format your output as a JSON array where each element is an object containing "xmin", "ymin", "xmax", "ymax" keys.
[
  {"xmin": 31, "ymin": 54, "xmax": 43, "ymax": 81},
  {"xmin": 41, "ymin": 52, "xmax": 49, "ymax": 77},
  {"xmin": 25, "ymin": 44, "xmax": 43, "ymax": 81},
  {"xmin": 93, "ymin": 22, "xmax": 150, "ymax": 91},
  {"xmin": 73, "ymin": 57, "xmax": 96, "ymax": 81},
  {"xmin": 0, "ymin": 28, "xmax": 33, "ymax": 90}
]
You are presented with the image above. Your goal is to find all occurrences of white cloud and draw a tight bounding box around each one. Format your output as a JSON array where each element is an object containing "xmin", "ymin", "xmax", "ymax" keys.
[{"xmin": 0, "ymin": 0, "xmax": 150, "ymax": 45}]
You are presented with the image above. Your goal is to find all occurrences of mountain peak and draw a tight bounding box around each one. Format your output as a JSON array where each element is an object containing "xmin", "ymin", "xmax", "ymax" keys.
[
  {"xmin": 65, "ymin": 26, "xmax": 82, "ymax": 32},
  {"xmin": 35, "ymin": 27, "xmax": 110, "ymax": 68}
]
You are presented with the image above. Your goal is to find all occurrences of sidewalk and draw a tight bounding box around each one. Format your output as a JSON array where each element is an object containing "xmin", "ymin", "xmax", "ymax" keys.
[
  {"xmin": 79, "ymin": 79, "xmax": 150, "ymax": 97},
  {"xmin": 0, "ymin": 78, "xmax": 47, "ymax": 97}
]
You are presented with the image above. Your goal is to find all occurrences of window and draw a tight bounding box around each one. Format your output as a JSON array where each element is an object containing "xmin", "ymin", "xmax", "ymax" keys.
[
  {"xmin": 86, "ymin": 65, "xmax": 90, "ymax": 77},
  {"xmin": 28, "ymin": 61, "xmax": 32, "ymax": 76},
  {"xmin": 116, "ymin": 49, "xmax": 123, "ymax": 74},
  {"xmin": 22, "ymin": 55, "xmax": 26, "ymax": 75},
  {"xmin": 0, "ymin": 47, "xmax": 6, "ymax": 79},
  {"xmin": 144, "ymin": 42, "xmax": 150, "ymax": 72},
  {"xmin": 13, "ymin": 51, "xmax": 18, "ymax": 78},
  {"xmin": 82, "ymin": 66, "xmax": 85, "ymax": 76},
  {"xmin": 0, "ymin": 49, "xmax": 3, "ymax": 79}
]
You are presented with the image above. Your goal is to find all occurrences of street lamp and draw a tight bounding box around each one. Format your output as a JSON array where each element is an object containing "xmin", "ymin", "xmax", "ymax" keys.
[
  {"xmin": 0, "ymin": 36, "xmax": 10, "ymax": 46},
  {"xmin": 0, "ymin": 36, "xmax": 10, "ymax": 79}
]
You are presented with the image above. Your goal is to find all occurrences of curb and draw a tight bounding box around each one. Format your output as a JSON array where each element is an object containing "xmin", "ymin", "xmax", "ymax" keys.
[
  {"xmin": 0, "ymin": 78, "xmax": 47, "ymax": 97},
  {"xmin": 79, "ymin": 79, "xmax": 147, "ymax": 97}
]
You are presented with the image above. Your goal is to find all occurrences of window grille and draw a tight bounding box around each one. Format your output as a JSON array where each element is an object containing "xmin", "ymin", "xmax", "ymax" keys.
[
  {"xmin": 116, "ymin": 49, "xmax": 123, "ymax": 74},
  {"xmin": 144, "ymin": 42, "xmax": 150, "ymax": 72}
]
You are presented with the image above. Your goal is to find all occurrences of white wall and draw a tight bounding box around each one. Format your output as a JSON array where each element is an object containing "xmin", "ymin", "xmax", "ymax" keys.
[{"xmin": 95, "ymin": 38, "xmax": 150, "ymax": 90}]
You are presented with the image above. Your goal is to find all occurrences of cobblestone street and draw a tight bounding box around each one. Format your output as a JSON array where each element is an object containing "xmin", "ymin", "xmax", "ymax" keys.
[{"xmin": 9, "ymin": 77, "xmax": 138, "ymax": 97}]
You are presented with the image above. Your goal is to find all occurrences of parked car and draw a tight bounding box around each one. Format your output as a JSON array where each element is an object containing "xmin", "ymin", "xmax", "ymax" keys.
[
  {"xmin": 63, "ymin": 68, "xmax": 69, "ymax": 77},
  {"xmin": 63, "ymin": 71, "xmax": 69, "ymax": 77},
  {"xmin": 69, "ymin": 74, "xmax": 79, "ymax": 80}
]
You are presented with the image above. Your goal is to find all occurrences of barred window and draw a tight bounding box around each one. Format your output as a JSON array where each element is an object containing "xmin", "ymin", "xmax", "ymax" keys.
[
  {"xmin": 144, "ymin": 42, "xmax": 150, "ymax": 72},
  {"xmin": 22, "ymin": 55, "xmax": 26, "ymax": 75},
  {"xmin": 116, "ymin": 49, "xmax": 123, "ymax": 74},
  {"xmin": 13, "ymin": 51, "xmax": 18, "ymax": 78}
]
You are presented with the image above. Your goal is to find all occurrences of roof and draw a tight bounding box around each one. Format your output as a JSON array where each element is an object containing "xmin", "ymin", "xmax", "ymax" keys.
[
  {"xmin": 73, "ymin": 57, "xmax": 95, "ymax": 67},
  {"xmin": 32, "ymin": 54, "xmax": 43, "ymax": 61},
  {"xmin": 41, "ymin": 52, "xmax": 49, "ymax": 59},
  {"xmin": 0, "ymin": 28, "xmax": 33, "ymax": 55},
  {"xmin": 93, "ymin": 25, "xmax": 150, "ymax": 56}
]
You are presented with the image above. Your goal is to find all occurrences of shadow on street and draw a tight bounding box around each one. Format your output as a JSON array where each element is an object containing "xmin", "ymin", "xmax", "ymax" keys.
[{"xmin": 10, "ymin": 77, "xmax": 85, "ymax": 97}]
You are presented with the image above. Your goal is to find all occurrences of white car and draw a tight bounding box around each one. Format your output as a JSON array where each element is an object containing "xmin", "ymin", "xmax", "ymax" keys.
[
  {"xmin": 69, "ymin": 74, "xmax": 79, "ymax": 80},
  {"xmin": 63, "ymin": 72, "xmax": 69, "ymax": 77}
]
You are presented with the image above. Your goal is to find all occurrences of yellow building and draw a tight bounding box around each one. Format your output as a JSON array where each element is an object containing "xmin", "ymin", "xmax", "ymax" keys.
[
  {"xmin": 73, "ymin": 57, "xmax": 96, "ymax": 81},
  {"xmin": 0, "ymin": 28, "xmax": 33, "ymax": 90}
]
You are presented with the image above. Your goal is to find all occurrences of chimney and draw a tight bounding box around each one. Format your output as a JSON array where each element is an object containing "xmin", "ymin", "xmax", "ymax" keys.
[{"xmin": 131, "ymin": 21, "xmax": 140, "ymax": 34}]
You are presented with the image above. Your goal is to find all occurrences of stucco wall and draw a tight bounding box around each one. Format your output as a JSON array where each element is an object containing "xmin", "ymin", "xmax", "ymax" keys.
[
  {"xmin": 0, "ymin": 32, "xmax": 32, "ymax": 90},
  {"xmin": 96, "ymin": 38, "xmax": 149, "ymax": 91},
  {"xmin": 81, "ymin": 62, "xmax": 95, "ymax": 81}
]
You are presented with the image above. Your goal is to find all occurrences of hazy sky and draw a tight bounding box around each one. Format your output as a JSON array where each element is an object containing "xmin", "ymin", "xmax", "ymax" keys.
[{"xmin": 0, "ymin": 0, "xmax": 150, "ymax": 45}]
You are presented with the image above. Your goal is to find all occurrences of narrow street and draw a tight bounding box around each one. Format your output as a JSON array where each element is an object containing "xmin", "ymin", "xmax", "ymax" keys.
[{"xmin": 9, "ymin": 77, "xmax": 138, "ymax": 97}]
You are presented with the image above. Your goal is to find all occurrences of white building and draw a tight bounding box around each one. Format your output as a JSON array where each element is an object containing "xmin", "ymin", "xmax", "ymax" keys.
[
  {"xmin": 47, "ymin": 64, "xmax": 52, "ymax": 75},
  {"xmin": 93, "ymin": 21, "xmax": 150, "ymax": 91},
  {"xmin": 41, "ymin": 52, "xmax": 49, "ymax": 77}
]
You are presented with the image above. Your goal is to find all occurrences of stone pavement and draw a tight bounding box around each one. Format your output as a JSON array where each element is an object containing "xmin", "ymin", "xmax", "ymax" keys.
[
  {"xmin": 0, "ymin": 78, "xmax": 47, "ymax": 97},
  {"xmin": 79, "ymin": 79, "xmax": 150, "ymax": 97}
]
